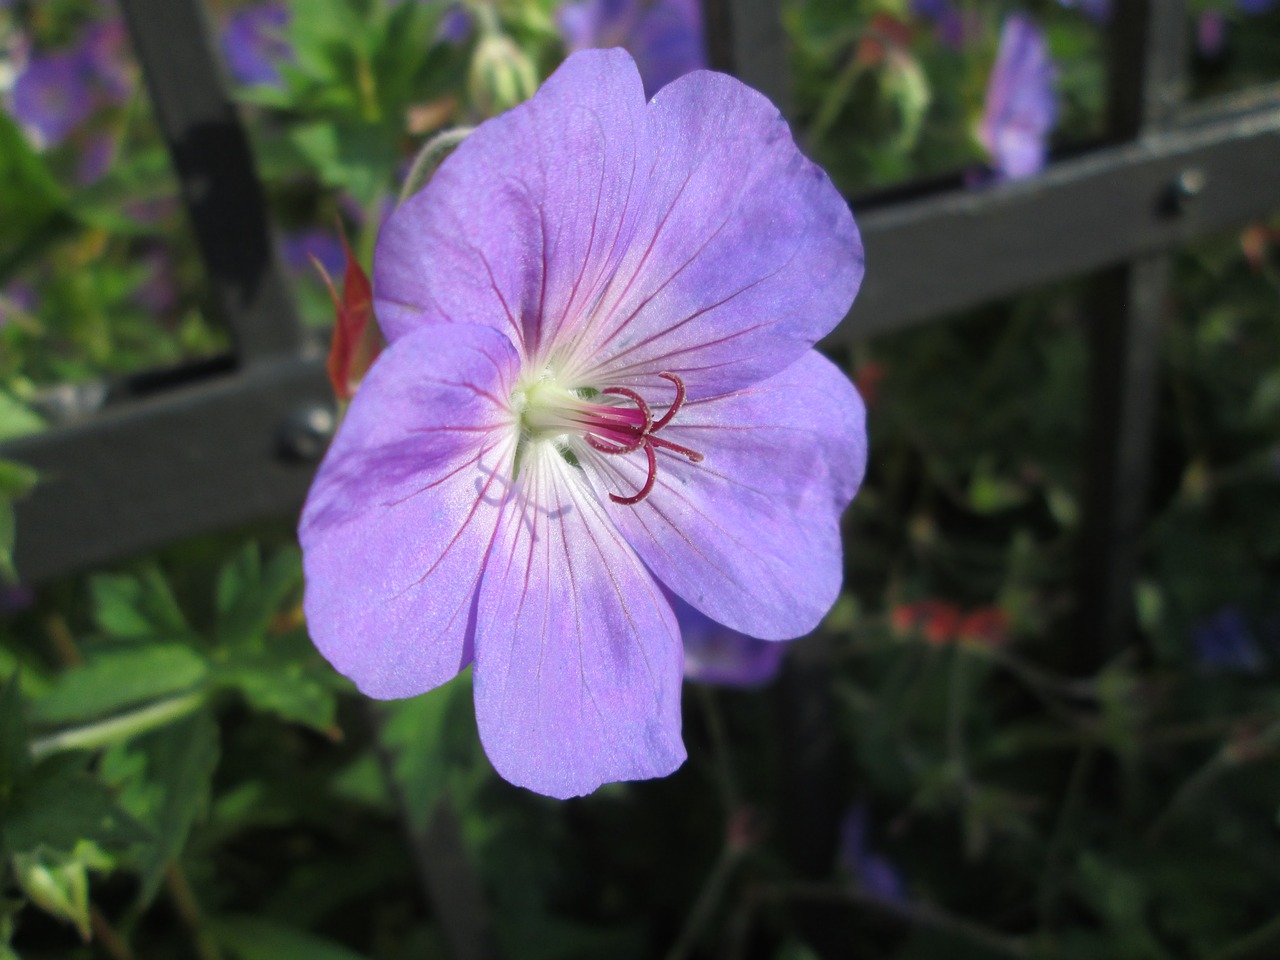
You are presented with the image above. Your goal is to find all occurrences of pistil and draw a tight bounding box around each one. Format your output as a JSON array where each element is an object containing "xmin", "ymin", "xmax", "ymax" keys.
[{"xmin": 517, "ymin": 371, "xmax": 703, "ymax": 505}]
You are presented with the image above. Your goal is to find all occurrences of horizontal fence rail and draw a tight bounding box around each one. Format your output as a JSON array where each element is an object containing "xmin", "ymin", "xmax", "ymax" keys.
[
  {"xmin": 2, "ymin": 0, "xmax": 1278, "ymax": 593},
  {"xmin": 5, "ymin": 90, "xmax": 1279, "ymax": 581}
]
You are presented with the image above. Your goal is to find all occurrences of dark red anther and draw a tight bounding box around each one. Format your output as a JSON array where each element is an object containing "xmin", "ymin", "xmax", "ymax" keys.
[
  {"xmin": 591, "ymin": 372, "xmax": 703, "ymax": 506},
  {"xmin": 651, "ymin": 372, "xmax": 686, "ymax": 430}
]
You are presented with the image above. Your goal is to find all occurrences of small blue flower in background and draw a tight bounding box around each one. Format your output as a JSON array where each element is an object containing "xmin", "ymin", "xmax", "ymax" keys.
[
  {"xmin": 1197, "ymin": 12, "xmax": 1227, "ymax": 59},
  {"xmin": 557, "ymin": 0, "xmax": 706, "ymax": 96},
  {"xmin": 222, "ymin": 3, "xmax": 293, "ymax": 88},
  {"xmin": 282, "ymin": 228, "xmax": 346, "ymax": 280},
  {"xmin": 672, "ymin": 594, "xmax": 787, "ymax": 688},
  {"xmin": 1238, "ymin": 0, "xmax": 1278, "ymax": 14},
  {"xmin": 910, "ymin": 0, "xmax": 979, "ymax": 50},
  {"xmin": 1193, "ymin": 607, "xmax": 1264, "ymax": 673},
  {"xmin": 1057, "ymin": 0, "xmax": 1111, "ymax": 23},
  {"xmin": 978, "ymin": 15, "xmax": 1057, "ymax": 182},
  {"xmin": 11, "ymin": 21, "xmax": 131, "ymax": 150},
  {"xmin": 839, "ymin": 802, "xmax": 906, "ymax": 903}
]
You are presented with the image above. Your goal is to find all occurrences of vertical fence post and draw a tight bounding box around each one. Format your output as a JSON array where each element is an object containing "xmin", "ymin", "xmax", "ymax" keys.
[
  {"xmin": 1077, "ymin": 0, "xmax": 1188, "ymax": 664},
  {"xmin": 700, "ymin": 0, "xmax": 792, "ymax": 116},
  {"xmin": 118, "ymin": 0, "xmax": 304, "ymax": 365}
]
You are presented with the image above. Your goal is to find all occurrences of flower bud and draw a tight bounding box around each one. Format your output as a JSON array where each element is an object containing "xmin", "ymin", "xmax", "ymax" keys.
[{"xmin": 468, "ymin": 30, "xmax": 538, "ymax": 117}]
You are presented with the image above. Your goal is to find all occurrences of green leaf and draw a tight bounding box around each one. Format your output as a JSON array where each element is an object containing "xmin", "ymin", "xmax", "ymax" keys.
[
  {"xmin": 29, "ymin": 645, "xmax": 208, "ymax": 726},
  {"xmin": 288, "ymin": 121, "xmax": 397, "ymax": 207},
  {"xmin": 216, "ymin": 632, "xmax": 338, "ymax": 733},
  {"xmin": 4, "ymin": 753, "xmax": 152, "ymax": 852},
  {"xmin": 0, "ymin": 673, "xmax": 31, "ymax": 805},
  {"xmin": 214, "ymin": 917, "xmax": 371, "ymax": 960},
  {"xmin": 12, "ymin": 842, "xmax": 110, "ymax": 940},
  {"xmin": 0, "ymin": 460, "xmax": 38, "ymax": 498},
  {"xmin": 0, "ymin": 501, "xmax": 15, "ymax": 584},
  {"xmin": 967, "ymin": 459, "xmax": 1028, "ymax": 514},
  {"xmin": 214, "ymin": 544, "xmax": 302, "ymax": 648},
  {"xmin": 90, "ymin": 567, "xmax": 190, "ymax": 641},
  {"xmin": 0, "ymin": 396, "xmax": 45, "ymax": 443},
  {"xmin": 0, "ymin": 113, "xmax": 66, "ymax": 273},
  {"xmin": 378, "ymin": 670, "xmax": 483, "ymax": 831},
  {"xmin": 101, "ymin": 711, "xmax": 219, "ymax": 904}
]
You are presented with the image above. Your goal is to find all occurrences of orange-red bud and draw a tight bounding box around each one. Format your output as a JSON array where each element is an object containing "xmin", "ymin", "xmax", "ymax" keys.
[{"xmin": 315, "ymin": 228, "xmax": 384, "ymax": 402}]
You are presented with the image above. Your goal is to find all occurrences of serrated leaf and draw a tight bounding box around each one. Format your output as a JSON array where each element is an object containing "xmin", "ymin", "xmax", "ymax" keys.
[
  {"xmin": 102, "ymin": 711, "xmax": 219, "ymax": 904},
  {"xmin": 0, "ymin": 673, "xmax": 31, "ymax": 803},
  {"xmin": 0, "ymin": 113, "xmax": 65, "ymax": 271},
  {"xmin": 29, "ymin": 645, "xmax": 208, "ymax": 726},
  {"xmin": 288, "ymin": 121, "xmax": 397, "ymax": 207},
  {"xmin": 0, "ymin": 460, "xmax": 38, "ymax": 498},
  {"xmin": 215, "ymin": 545, "xmax": 301, "ymax": 648},
  {"xmin": 213, "ymin": 916, "xmax": 371, "ymax": 960},
  {"xmin": 216, "ymin": 634, "xmax": 337, "ymax": 733},
  {"xmin": 0, "ymin": 502, "xmax": 15, "ymax": 584},
  {"xmin": 90, "ymin": 567, "xmax": 190, "ymax": 640},
  {"xmin": 4, "ymin": 753, "xmax": 151, "ymax": 852},
  {"xmin": 968, "ymin": 459, "xmax": 1028, "ymax": 514},
  {"xmin": 378, "ymin": 670, "xmax": 482, "ymax": 831}
]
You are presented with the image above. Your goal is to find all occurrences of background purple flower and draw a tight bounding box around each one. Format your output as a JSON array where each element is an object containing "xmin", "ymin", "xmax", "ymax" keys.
[
  {"xmin": 1193, "ymin": 608, "xmax": 1264, "ymax": 673},
  {"xmin": 839, "ymin": 803, "xmax": 906, "ymax": 903},
  {"xmin": 978, "ymin": 15, "xmax": 1057, "ymax": 181},
  {"xmin": 557, "ymin": 0, "xmax": 706, "ymax": 96},
  {"xmin": 1057, "ymin": 0, "xmax": 1111, "ymax": 23},
  {"xmin": 1239, "ymin": 0, "xmax": 1278, "ymax": 13},
  {"xmin": 222, "ymin": 3, "xmax": 293, "ymax": 88},
  {"xmin": 1197, "ymin": 12, "xmax": 1227, "ymax": 59},
  {"xmin": 10, "ymin": 18, "xmax": 132, "ymax": 149},
  {"xmin": 283, "ymin": 228, "xmax": 346, "ymax": 280},
  {"xmin": 437, "ymin": 5, "xmax": 474, "ymax": 44},
  {"xmin": 12, "ymin": 51, "xmax": 100, "ymax": 147},
  {"xmin": 910, "ymin": 0, "xmax": 979, "ymax": 50},
  {"xmin": 673, "ymin": 594, "xmax": 787, "ymax": 688}
]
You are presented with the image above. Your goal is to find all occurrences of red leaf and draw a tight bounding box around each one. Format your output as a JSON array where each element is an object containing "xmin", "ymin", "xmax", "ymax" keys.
[{"xmin": 315, "ymin": 228, "xmax": 384, "ymax": 402}]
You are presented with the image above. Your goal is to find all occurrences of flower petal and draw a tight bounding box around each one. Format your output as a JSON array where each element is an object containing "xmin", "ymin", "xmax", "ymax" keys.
[
  {"xmin": 374, "ymin": 49, "xmax": 651, "ymax": 356},
  {"xmin": 299, "ymin": 323, "xmax": 520, "ymax": 698},
  {"xmin": 572, "ymin": 68, "xmax": 863, "ymax": 398},
  {"xmin": 473, "ymin": 443, "xmax": 685, "ymax": 799},
  {"xmin": 587, "ymin": 350, "xmax": 865, "ymax": 639}
]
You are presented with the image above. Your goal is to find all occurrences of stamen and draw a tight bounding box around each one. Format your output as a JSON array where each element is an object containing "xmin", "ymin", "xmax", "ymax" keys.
[
  {"xmin": 588, "ymin": 371, "xmax": 704, "ymax": 505},
  {"xmin": 651, "ymin": 372, "xmax": 686, "ymax": 430},
  {"xmin": 609, "ymin": 444, "xmax": 657, "ymax": 505}
]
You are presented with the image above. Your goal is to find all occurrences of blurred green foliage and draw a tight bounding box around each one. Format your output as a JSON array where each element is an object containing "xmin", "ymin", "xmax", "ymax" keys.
[{"xmin": 2, "ymin": 0, "xmax": 1280, "ymax": 958}]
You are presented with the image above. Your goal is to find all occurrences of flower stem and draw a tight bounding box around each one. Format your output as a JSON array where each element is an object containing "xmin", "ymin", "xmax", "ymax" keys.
[
  {"xmin": 28, "ymin": 692, "xmax": 206, "ymax": 760},
  {"xmin": 663, "ymin": 845, "xmax": 743, "ymax": 960},
  {"xmin": 165, "ymin": 864, "xmax": 223, "ymax": 960}
]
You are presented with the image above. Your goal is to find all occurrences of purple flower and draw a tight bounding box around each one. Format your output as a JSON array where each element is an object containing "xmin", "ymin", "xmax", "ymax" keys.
[
  {"xmin": 1193, "ymin": 608, "xmax": 1264, "ymax": 673},
  {"xmin": 674, "ymin": 594, "xmax": 786, "ymax": 688},
  {"xmin": 299, "ymin": 50, "xmax": 866, "ymax": 798},
  {"xmin": 11, "ymin": 52, "xmax": 99, "ymax": 148},
  {"xmin": 282, "ymin": 228, "xmax": 346, "ymax": 279},
  {"xmin": 438, "ymin": 5, "xmax": 474, "ymax": 44},
  {"xmin": 0, "ymin": 584, "xmax": 36, "ymax": 616},
  {"xmin": 222, "ymin": 3, "xmax": 293, "ymax": 88},
  {"xmin": 910, "ymin": 0, "xmax": 980, "ymax": 50},
  {"xmin": 978, "ymin": 15, "xmax": 1057, "ymax": 181},
  {"xmin": 0, "ymin": 282, "xmax": 35, "ymax": 330},
  {"xmin": 1057, "ymin": 0, "xmax": 1111, "ymax": 22},
  {"xmin": 839, "ymin": 803, "xmax": 906, "ymax": 903},
  {"xmin": 1197, "ymin": 12, "xmax": 1227, "ymax": 59},
  {"xmin": 557, "ymin": 0, "xmax": 706, "ymax": 96},
  {"xmin": 131, "ymin": 248, "xmax": 178, "ymax": 315},
  {"xmin": 10, "ymin": 20, "xmax": 132, "ymax": 148}
]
